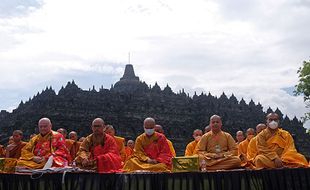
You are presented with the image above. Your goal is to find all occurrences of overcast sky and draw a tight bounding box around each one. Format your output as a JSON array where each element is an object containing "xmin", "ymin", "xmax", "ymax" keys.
[{"xmin": 0, "ymin": 0, "xmax": 310, "ymax": 128}]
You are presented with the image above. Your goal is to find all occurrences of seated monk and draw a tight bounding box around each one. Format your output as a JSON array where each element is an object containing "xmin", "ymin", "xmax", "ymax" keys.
[
  {"xmin": 68, "ymin": 131, "xmax": 81, "ymax": 160},
  {"xmin": 125, "ymin": 140, "xmax": 134, "ymax": 159},
  {"xmin": 204, "ymin": 125, "xmax": 211, "ymax": 134},
  {"xmin": 185, "ymin": 129, "xmax": 203, "ymax": 156},
  {"xmin": 16, "ymin": 118, "xmax": 71, "ymax": 169},
  {"xmin": 6, "ymin": 130, "xmax": 27, "ymax": 159},
  {"xmin": 236, "ymin": 131, "xmax": 245, "ymax": 145},
  {"xmin": 238, "ymin": 128, "xmax": 255, "ymax": 167},
  {"xmin": 254, "ymin": 113, "xmax": 308, "ymax": 169},
  {"xmin": 246, "ymin": 123, "xmax": 267, "ymax": 168},
  {"xmin": 0, "ymin": 145, "xmax": 5, "ymax": 157},
  {"xmin": 196, "ymin": 115, "xmax": 241, "ymax": 171},
  {"xmin": 75, "ymin": 118, "xmax": 122, "ymax": 173},
  {"xmin": 154, "ymin": 125, "xmax": 176, "ymax": 157},
  {"xmin": 123, "ymin": 117, "xmax": 173, "ymax": 172},
  {"xmin": 105, "ymin": 125, "xmax": 127, "ymax": 162},
  {"xmin": 57, "ymin": 128, "xmax": 75, "ymax": 163}
]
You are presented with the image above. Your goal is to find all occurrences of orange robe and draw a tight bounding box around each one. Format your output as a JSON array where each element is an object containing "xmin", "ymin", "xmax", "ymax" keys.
[
  {"xmin": 75, "ymin": 134, "xmax": 122, "ymax": 173},
  {"xmin": 238, "ymin": 135, "xmax": 254, "ymax": 167},
  {"xmin": 196, "ymin": 131, "xmax": 241, "ymax": 171},
  {"xmin": 0, "ymin": 145, "xmax": 5, "ymax": 158},
  {"xmin": 185, "ymin": 140, "xmax": 198, "ymax": 156},
  {"xmin": 125, "ymin": 146, "xmax": 134, "ymax": 159},
  {"xmin": 246, "ymin": 136, "xmax": 258, "ymax": 169},
  {"xmin": 65, "ymin": 139, "xmax": 81, "ymax": 162},
  {"xmin": 123, "ymin": 132, "xmax": 173, "ymax": 172},
  {"xmin": 16, "ymin": 131, "xmax": 71, "ymax": 169},
  {"xmin": 6, "ymin": 141, "xmax": 27, "ymax": 159},
  {"xmin": 167, "ymin": 139, "xmax": 176, "ymax": 157},
  {"xmin": 114, "ymin": 136, "xmax": 127, "ymax": 162},
  {"xmin": 254, "ymin": 128, "xmax": 308, "ymax": 169}
]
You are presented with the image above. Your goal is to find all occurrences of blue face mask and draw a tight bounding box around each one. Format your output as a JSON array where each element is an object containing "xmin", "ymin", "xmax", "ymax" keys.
[{"xmin": 144, "ymin": 128, "xmax": 155, "ymax": 136}]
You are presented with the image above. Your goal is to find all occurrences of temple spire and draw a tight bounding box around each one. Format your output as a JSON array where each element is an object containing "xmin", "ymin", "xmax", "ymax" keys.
[{"xmin": 120, "ymin": 64, "xmax": 139, "ymax": 81}]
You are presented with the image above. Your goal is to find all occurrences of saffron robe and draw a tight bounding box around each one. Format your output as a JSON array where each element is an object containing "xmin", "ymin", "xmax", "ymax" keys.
[
  {"xmin": 196, "ymin": 131, "xmax": 241, "ymax": 171},
  {"xmin": 185, "ymin": 140, "xmax": 198, "ymax": 156},
  {"xmin": 65, "ymin": 139, "xmax": 81, "ymax": 162},
  {"xmin": 246, "ymin": 136, "xmax": 258, "ymax": 169},
  {"xmin": 254, "ymin": 128, "xmax": 308, "ymax": 169},
  {"xmin": 167, "ymin": 139, "xmax": 176, "ymax": 157},
  {"xmin": 16, "ymin": 131, "xmax": 71, "ymax": 169},
  {"xmin": 238, "ymin": 135, "xmax": 254, "ymax": 167},
  {"xmin": 6, "ymin": 141, "xmax": 27, "ymax": 159},
  {"xmin": 75, "ymin": 133, "xmax": 122, "ymax": 173},
  {"xmin": 0, "ymin": 145, "xmax": 5, "ymax": 158},
  {"xmin": 125, "ymin": 146, "xmax": 134, "ymax": 160},
  {"xmin": 123, "ymin": 132, "xmax": 173, "ymax": 172},
  {"xmin": 114, "ymin": 136, "xmax": 127, "ymax": 162}
]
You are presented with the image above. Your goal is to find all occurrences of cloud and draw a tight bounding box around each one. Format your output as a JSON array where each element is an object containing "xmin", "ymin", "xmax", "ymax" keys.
[
  {"xmin": 0, "ymin": 0, "xmax": 310, "ymax": 129},
  {"xmin": 0, "ymin": 0, "xmax": 42, "ymax": 18}
]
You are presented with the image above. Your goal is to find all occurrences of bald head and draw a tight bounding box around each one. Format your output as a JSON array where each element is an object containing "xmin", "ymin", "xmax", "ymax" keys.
[
  {"xmin": 38, "ymin": 117, "xmax": 52, "ymax": 136},
  {"xmin": 69, "ymin": 131, "xmax": 78, "ymax": 141},
  {"xmin": 38, "ymin": 117, "xmax": 51, "ymax": 125},
  {"xmin": 209, "ymin": 114, "xmax": 222, "ymax": 133},
  {"xmin": 246, "ymin": 128, "xmax": 255, "ymax": 136},
  {"xmin": 256, "ymin": 123, "xmax": 267, "ymax": 134},
  {"xmin": 236, "ymin": 130, "xmax": 245, "ymax": 143},
  {"xmin": 154, "ymin": 125, "xmax": 164, "ymax": 133},
  {"xmin": 127, "ymin": 139, "xmax": 135, "ymax": 149},
  {"xmin": 266, "ymin": 112, "xmax": 280, "ymax": 130},
  {"xmin": 57, "ymin": 128, "xmax": 68, "ymax": 138},
  {"xmin": 92, "ymin": 118, "xmax": 105, "ymax": 126},
  {"xmin": 204, "ymin": 125, "xmax": 211, "ymax": 133},
  {"xmin": 12, "ymin": 130, "xmax": 23, "ymax": 143},
  {"xmin": 144, "ymin": 117, "xmax": 156, "ymax": 129},
  {"xmin": 91, "ymin": 118, "xmax": 106, "ymax": 135},
  {"xmin": 105, "ymin": 125, "xmax": 115, "ymax": 136},
  {"xmin": 266, "ymin": 113, "xmax": 279, "ymax": 120}
]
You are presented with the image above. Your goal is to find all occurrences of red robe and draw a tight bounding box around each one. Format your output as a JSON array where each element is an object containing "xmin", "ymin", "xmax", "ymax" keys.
[
  {"xmin": 17, "ymin": 131, "xmax": 71, "ymax": 169},
  {"xmin": 75, "ymin": 134, "xmax": 122, "ymax": 173}
]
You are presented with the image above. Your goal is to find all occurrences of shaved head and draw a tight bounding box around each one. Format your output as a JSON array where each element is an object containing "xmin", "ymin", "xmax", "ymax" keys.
[
  {"xmin": 154, "ymin": 125, "xmax": 164, "ymax": 133},
  {"xmin": 127, "ymin": 140, "xmax": 134, "ymax": 149},
  {"xmin": 106, "ymin": 125, "xmax": 115, "ymax": 136},
  {"xmin": 236, "ymin": 130, "xmax": 245, "ymax": 143},
  {"xmin": 256, "ymin": 123, "xmax": 267, "ymax": 134},
  {"xmin": 144, "ymin": 117, "xmax": 156, "ymax": 129},
  {"xmin": 246, "ymin": 128, "xmax": 255, "ymax": 136},
  {"xmin": 209, "ymin": 114, "xmax": 222, "ymax": 133},
  {"xmin": 38, "ymin": 117, "xmax": 51, "ymax": 125},
  {"xmin": 92, "ymin": 118, "xmax": 105, "ymax": 125},
  {"xmin": 38, "ymin": 117, "xmax": 52, "ymax": 136},
  {"xmin": 69, "ymin": 131, "xmax": 78, "ymax": 141}
]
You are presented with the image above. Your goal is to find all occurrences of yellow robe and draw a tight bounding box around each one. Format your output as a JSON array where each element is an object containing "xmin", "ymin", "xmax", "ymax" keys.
[
  {"xmin": 196, "ymin": 131, "xmax": 241, "ymax": 171},
  {"xmin": 16, "ymin": 131, "xmax": 70, "ymax": 169},
  {"xmin": 114, "ymin": 136, "xmax": 127, "ymax": 162},
  {"xmin": 185, "ymin": 140, "xmax": 198, "ymax": 156},
  {"xmin": 254, "ymin": 128, "xmax": 308, "ymax": 169},
  {"xmin": 123, "ymin": 132, "xmax": 172, "ymax": 172},
  {"xmin": 246, "ymin": 136, "xmax": 258, "ymax": 168},
  {"xmin": 238, "ymin": 135, "xmax": 254, "ymax": 167},
  {"xmin": 167, "ymin": 139, "xmax": 176, "ymax": 157}
]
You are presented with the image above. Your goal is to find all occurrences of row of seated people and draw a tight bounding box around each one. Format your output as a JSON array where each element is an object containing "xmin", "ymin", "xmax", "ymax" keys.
[{"xmin": 0, "ymin": 113, "xmax": 309, "ymax": 173}]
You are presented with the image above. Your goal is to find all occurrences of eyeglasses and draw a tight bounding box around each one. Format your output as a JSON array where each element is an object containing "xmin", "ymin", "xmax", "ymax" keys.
[
  {"xmin": 268, "ymin": 118, "xmax": 279, "ymax": 121},
  {"xmin": 92, "ymin": 125, "xmax": 102, "ymax": 128}
]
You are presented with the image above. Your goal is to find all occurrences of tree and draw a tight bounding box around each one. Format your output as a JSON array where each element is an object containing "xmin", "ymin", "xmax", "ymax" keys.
[{"xmin": 295, "ymin": 60, "xmax": 310, "ymax": 120}]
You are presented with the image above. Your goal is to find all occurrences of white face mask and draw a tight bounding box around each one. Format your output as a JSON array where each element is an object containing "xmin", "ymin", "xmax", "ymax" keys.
[
  {"xmin": 144, "ymin": 128, "xmax": 155, "ymax": 136},
  {"xmin": 269, "ymin": 121, "xmax": 278, "ymax": 129}
]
